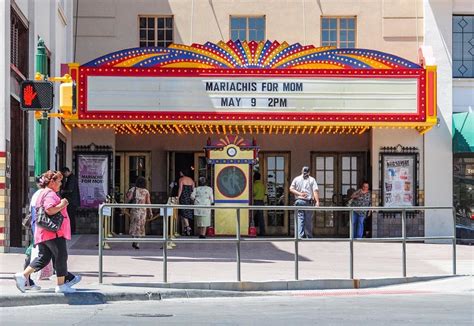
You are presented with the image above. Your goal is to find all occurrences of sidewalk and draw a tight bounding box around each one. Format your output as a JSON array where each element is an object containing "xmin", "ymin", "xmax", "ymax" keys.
[{"xmin": 1, "ymin": 235, "xmax": 472, "ymax": 307}]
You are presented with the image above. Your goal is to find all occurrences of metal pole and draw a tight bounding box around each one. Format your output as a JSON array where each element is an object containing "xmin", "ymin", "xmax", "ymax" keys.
[
  {"xmin": 236, "ymin": 208, "xmax": 241, "ymax": 282},
  {"xmin": 163, "ymin": 206, "xmax": 168, "ymax": 282},
  {"xmin": 294, "ymin": 208, "xmax": 299, "ymax": 280},
  {"xmin": 349, "ymin": 208, "xmax": 354, "ymax": 279},
  {"xmin": 98, "ymin": 205, "xmax": 103, "ymax": 284},
  {"xmin": 34, "ymin": 38, "xmax": 49, "ymax": 176},
  {"xmin": 452, "ymin": 207, "xmax": 457, "ymax": 275},
  {"xmin": 236, "ymin": 208, "xmax": 242, "ymax": 282},
  {"xmin": 402, "ymin": 209, "xmax": 407, "ymax": 277}
]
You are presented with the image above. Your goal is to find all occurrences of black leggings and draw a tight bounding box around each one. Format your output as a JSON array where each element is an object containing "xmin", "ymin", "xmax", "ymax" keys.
[{"xmin": 29, "ymin": 237, "xmax": 68, "ymax": 277}]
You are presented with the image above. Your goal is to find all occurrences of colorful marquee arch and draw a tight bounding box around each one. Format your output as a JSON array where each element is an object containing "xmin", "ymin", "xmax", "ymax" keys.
[
  {"xmin": 65, "ymin": 40, "xmax": 436, "ymax": 135},
  {"xmin": 82, "ymin": 40, "xmax": 421, "ymax": 70}
]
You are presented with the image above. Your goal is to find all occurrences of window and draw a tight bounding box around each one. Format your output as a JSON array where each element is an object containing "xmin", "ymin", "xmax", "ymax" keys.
[
  {"xmin": 230, "ymin": 16, "xmax": 265, "ymax": 42},
  {"xmin": 139, "ymin": 16, "xmax": 173, "ymax": 48},
  {"xmin": 10, "ymin": 10, "xmax": 29, "ymax": 76},
  {"xmin": 321, "ymin": 17, "xmax": 356, "ymax": 48},
  {"xmin": 453, "ymin": 15, "xmax": 474, "ymax": 78}
]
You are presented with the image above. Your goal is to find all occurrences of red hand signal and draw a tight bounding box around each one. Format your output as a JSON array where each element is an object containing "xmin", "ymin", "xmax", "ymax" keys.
[{"xmin": 23, "ymin": 85, "xmax": 37, "ymax": 106}]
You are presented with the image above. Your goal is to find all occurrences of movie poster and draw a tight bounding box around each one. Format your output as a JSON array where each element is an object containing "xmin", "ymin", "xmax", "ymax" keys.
[
  {"xmin": 383, "ymin": 156, "xmax": 415, "ymax": 207},
  {"xmin": 77, "ymin": 154, "xmax": 108, "ymax": 208}
]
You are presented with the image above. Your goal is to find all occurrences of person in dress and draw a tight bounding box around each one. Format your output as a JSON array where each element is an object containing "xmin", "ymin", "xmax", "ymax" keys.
[
  {"xmin": 191, "ymin": 177, "xmax": 214, "ymax": 238},
  {"xmin": 14, "ymin": 170, "xmax": 81, "ymax": 293},
  {"xmin": 178, "ymin": 170, "xmax": 195, "ymax": 236},
  {"xmin": 126, "ymin": 176, "xmax": 152, "ymax": 249}
]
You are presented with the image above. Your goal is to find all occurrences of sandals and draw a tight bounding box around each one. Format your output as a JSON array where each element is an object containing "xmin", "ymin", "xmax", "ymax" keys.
[{"xmin": 185, "ymin": 226, "xmax": 192, "ymax": 236}]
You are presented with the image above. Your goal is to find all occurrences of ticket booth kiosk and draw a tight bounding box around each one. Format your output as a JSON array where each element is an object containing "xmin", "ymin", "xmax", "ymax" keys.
[{"xmin": 205, "ymin": 136, "xmax": 259, "ymax": 235}]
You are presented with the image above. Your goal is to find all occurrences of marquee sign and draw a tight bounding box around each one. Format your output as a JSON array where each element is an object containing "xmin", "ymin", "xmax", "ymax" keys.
[{"xmin": 65, "ymin": 40, "xmax": 437, "ymax": 133}]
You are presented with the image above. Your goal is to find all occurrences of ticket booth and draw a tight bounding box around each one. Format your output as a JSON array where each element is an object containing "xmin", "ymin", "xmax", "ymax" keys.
[{"xmin": 205, "ymin": 136, "xmax": 259, "ymax": 235}]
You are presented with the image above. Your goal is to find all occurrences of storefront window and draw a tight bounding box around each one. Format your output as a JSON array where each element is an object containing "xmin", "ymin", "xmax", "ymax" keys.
[
  {"xmin": 453, "ymin": 15, "xmax": 474, "ymax": 78},
  {"xmin": 321, "ymin": 17, "xmax": 356, "ymax": 48},
  {"xmin": 453, "ymin": 155, "xmax": 474, "ymax": 225},
  {"xmin": 139, "ymin": 16, "xmax": 173, "ymax": 48},
  {"xmin": 230, "ymin": 16, "xmax": 265, "ymax": 42}
]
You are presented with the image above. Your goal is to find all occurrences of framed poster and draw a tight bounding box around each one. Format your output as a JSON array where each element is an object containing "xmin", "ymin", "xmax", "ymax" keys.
[
  {"xmin": 76, "ymin": 154, "xmax": 110, "ymax": 208},
  {"xmin": 381, "ymin": 154, "xmax": 417, "ymax": 207}
]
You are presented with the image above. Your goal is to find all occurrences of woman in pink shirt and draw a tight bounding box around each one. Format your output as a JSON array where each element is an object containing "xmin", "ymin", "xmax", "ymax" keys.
[{"xmin": 14, "ymin": 170, "xmax": 80, "ymax": 294}]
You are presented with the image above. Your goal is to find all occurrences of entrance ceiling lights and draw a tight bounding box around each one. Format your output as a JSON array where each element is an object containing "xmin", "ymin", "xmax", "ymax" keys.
[{"xmin": 67, "ymin": 123, "xmax": 431, "ymax": 136}]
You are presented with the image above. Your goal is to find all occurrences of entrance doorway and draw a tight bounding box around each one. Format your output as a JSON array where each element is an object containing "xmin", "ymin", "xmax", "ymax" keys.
[
  {"xmin": 255, "ymin": 152, "xmax": 291, "ymax": 235},
  {"xmin": 168, "ymin": 152, "xmax": 212, "ymax": 192},
  {"xmin": 115, "ymin": 152, "xmax": 151, "ymax": 200},
  {"xmin": 114, "ymin": 152, "xmax": 151, "ymax": 234},
  {"xmin": 311, "ymin": 152, "xmax": 367, "ymax": 237}
]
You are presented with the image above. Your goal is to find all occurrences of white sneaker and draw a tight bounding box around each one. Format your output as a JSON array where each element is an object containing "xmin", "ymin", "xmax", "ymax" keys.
[
  {"xmin": 55, "ymin": 284, "xmax": 76, "ymax": 294},
  {"xmin": 13, "ymin": 272, "xmax": 26, "ymax": 293},
  {"xmin": 65, "ymin": 274, "xmax": 82, "ymax": 287},
  {"xmin": 25, "ymin": 283, "xmax": 41, "ymax": 291}
]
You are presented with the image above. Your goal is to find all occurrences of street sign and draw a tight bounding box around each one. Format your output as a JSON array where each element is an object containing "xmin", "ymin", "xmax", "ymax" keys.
[{"xmin": 20, "ymin": 80, "xmax": 54, "ymax": 111}]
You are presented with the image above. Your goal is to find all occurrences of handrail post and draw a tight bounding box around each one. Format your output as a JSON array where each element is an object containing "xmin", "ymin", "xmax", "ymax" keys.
[
  {"xmin": 236, "ymin": 208, "xmax": 241, "ymax": 282},
  {"xmin": 349, "ymin": 208, "xmax": 354, "ymax": 279},
  {"xmin": 401, "ymin": 209, "xmax": 407, "ymax": 277},
  {"xmin": 294, "ymin": 208, "xmax": 299, "ymax": 280},
  {"xmin": 98, "ymin": 204, "xmax": 104, "ymax": 284},
  {"xmin": 163, "ymin": 205, "xmax": 168, "ymax": 283},
  {"xmin": 452, "ymin": 207, "xmax": 457, "ymax": 275}
]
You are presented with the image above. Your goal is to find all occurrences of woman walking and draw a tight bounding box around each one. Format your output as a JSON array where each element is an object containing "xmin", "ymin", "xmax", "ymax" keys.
[
  {"xmin": 350, "ymin": 181, "xmax": 371, "ymax": 239},
  {"xmin": 178, "ymin": 170, "xmax": 195, "ymax": 236},
  {"xmin": 14, "ymin": 170, "xmax": 81, "ymax": 293},
  {"xmin": 126, "ymin": 176, "xmax": 152, "ymax": 249},
  {"xmin": 191, "ymin": 177, "xmax": 214, "ymax": 238}
]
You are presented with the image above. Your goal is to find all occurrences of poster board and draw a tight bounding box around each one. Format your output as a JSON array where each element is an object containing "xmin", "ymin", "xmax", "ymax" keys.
[
  {"xmin": 77, "ymin": 154, "xmax": 109, "ymax": 208},
  {"xmin": 381, "ymin": 154, "xmax": 417, "ymax": 207}
]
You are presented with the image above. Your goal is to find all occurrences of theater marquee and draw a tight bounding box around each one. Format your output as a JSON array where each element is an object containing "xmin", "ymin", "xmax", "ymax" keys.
[{"xmin": 64, "ymin": 40, "xmax": 437, "ymax": 134}]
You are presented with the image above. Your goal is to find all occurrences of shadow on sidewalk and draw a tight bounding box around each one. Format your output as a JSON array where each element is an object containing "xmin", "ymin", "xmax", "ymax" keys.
[{"xmin": 69, "ymin": 235, "xmax": 311, "ymax": 262}]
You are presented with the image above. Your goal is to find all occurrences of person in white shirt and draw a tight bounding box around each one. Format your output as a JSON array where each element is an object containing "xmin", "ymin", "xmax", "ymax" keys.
[{"xmin": 289, "ymin": 166, "xmax": 320, "ymax": 238}]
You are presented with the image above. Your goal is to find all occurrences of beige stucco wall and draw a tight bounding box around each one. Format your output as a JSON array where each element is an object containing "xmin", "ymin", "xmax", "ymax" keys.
[{"xmin": 75, "ymin": 0, "xmax": 424, "ymax": 64}]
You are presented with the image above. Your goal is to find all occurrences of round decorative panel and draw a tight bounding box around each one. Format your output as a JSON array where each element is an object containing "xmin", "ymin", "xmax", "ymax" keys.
[{"xmin": 216, "ymin": 166, "xmax": 247, "ymax": 198}]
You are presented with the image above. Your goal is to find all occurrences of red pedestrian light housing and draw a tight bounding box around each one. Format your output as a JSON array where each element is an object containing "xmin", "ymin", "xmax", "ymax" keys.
[{"xmin": 20, "ymin": 80, "xmax": 54, "ymax": 111}]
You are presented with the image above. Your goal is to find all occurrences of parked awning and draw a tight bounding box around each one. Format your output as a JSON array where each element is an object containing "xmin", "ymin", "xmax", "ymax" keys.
[{"xmin": 453, "ymin": 112, "xmax": 474, "ymax": 153}]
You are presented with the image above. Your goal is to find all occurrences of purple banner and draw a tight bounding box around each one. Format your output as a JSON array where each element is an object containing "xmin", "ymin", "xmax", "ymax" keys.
[{"xmin": 78, "ymin": 154, "xmax": 108, "ymax": 208}]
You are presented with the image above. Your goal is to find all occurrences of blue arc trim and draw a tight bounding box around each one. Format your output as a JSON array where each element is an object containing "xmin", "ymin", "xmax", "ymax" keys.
[{"xmin": 214, "ymin": 199, "xmax": 249, "ymax": 204}]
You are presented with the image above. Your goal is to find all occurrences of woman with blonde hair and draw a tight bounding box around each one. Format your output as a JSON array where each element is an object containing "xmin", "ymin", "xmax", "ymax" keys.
[{"xmin": 14, "ymin": 170, "xmax": 81, "ymax": 293}]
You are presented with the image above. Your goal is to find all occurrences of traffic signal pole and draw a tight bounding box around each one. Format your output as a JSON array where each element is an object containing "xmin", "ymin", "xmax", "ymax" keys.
[{"xmin": 34, "ymin": 39, "xmax": 49, "ymax": 176}]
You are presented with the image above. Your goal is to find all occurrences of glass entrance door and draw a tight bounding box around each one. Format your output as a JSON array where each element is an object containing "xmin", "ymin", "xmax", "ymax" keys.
[
  {"xmin": 312, "ymin": 152, "xmax": 366, "ymax": 237},
  {"xmin": 114, "ymin": 152, "xmax": 151, "ymax": 234},
  {"xmin": 257, "ymin": 152, "xmax": 290, "ymax": 235}
]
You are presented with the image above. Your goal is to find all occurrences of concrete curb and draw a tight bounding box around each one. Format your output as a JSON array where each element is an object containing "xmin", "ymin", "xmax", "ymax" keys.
[{"xmin": 0, "ymin": 275, "xmax": 459, "ymax": 307}]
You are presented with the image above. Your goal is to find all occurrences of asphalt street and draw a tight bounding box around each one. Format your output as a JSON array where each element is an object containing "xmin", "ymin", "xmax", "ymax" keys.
[{"xmin": 1, "ymin": 277, "xmax": 472, "ymax": 325}]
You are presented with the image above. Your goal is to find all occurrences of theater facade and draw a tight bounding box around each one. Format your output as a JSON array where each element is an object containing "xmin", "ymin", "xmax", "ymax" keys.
[{"xmin": 63, "ymin": 40, "xmax": 437, "ymax": 237}]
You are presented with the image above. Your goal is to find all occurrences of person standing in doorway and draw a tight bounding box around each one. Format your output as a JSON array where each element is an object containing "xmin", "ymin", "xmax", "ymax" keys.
[
  {"xmin": 60, "ymin": 167, "xmax": 80, "ymax": 234},
  {"xmin": 252, "ymin": 172, "xmax": 266, "ymax": 236},
  {"xmin": 290, "ymin": 166, "xmax": 320, "ymax": 238},
  {"xmin": 349, "ymin": 181, "xmax": 371, "ymax": 239},
  {"xmin": 178, "ymin": 170, "xmax": 195, "ymax": 236},
  {"xmin": 191, "ymin": 177, "xmax": 214, "ymax": 238}
]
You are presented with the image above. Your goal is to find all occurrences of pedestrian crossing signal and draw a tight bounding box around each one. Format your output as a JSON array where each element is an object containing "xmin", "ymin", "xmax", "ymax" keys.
[{"xmin": 20, "ymin": 80, "xmax": 54, "ymax": 111}]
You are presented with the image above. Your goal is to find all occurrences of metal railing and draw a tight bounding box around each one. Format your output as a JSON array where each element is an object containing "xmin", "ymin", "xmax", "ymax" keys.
[{"xmin": 98, "ymin": 204, "xmax": 456, "ymax": 284}]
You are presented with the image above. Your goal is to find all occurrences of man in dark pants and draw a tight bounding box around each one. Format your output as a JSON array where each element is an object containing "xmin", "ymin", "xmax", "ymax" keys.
[
  {"xmin": 290, "ymin": 166, "xmax": 320, "ymax": 238},
  {"xmin": 60, "ymin": 167, "xmax": 80, "ymax": 234}
]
